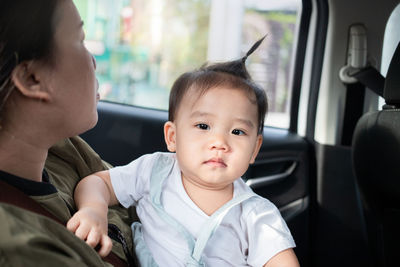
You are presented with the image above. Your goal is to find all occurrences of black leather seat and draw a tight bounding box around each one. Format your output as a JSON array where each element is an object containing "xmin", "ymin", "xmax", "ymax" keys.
[{"xmin": 352, "ymin": 41, "xmax": 400, "ymax": 267}]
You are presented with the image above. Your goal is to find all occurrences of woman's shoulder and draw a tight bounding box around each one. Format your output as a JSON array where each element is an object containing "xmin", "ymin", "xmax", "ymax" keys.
[{"xmin": 48, "ymin": 137, "xmax": 110, "ymax": 176}]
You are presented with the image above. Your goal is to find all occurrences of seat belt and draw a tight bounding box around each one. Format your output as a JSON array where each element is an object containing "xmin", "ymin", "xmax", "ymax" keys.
[
  {"xmin": 352, "ymin": 66, "xmax": 385, "ymax": 97},
  {"xmin": 341, "ymin": 67, "xmax": 385, "ymax": 145},
  {"xmin": 339, "ymin": 24, "xmax": 385, "ymax": 146},
  {"xmin": 0, "ymin": 180, "xmax": 129, "ymax": 267}
]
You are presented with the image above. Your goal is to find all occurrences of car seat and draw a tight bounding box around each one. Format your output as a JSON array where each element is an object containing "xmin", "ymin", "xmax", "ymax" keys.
[{"xmin": 352, "ymin": 41, "xmax": 400, "ymax": 267}]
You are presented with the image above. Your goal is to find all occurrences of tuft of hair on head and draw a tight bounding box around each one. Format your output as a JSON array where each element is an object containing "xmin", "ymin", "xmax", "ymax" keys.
[
  {"xmin": 201, "ymin": 35, "xmax": 267, "ymax": 79},
  {"xmin": 242, "ymin": 35, "xmax": 267, "ymax": 62}
]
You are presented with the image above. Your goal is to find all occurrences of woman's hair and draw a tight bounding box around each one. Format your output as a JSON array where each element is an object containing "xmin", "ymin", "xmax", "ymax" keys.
[
  {"xmin": 168, "ymin": 36, "xmax": 268, "ymax": 134},
  {"xmin": 0, "ymin": 0, "xmax": 61, "ymax": 113}
]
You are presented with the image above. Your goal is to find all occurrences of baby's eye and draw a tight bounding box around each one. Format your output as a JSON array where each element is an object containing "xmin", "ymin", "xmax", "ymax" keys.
[
  {"xmin": 196, "ymin": 123, "xmax": 210, "ymax": 130},
  {"xmin": 232, "ymin": 129, "xmax": 246, "ymax": 136}
]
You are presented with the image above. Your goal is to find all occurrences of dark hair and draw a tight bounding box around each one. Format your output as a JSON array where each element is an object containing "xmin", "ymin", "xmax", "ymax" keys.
[
  {"xmin": 0, "ymin": 0, "xmax": 60, "ymax": 113},
  {"xmin": 168, "ymin": 36, "xmax": 268, "ymax": 134}
]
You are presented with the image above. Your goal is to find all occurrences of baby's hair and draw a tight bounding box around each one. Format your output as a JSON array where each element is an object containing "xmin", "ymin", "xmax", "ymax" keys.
[{"xmin": 168, "ymin": 36, "xmax": 268, "ymax": 134}]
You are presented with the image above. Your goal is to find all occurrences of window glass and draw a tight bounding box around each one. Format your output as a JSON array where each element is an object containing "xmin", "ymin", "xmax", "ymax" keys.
[
  {"xmin": 379, "ymin": 3, "xmax": 400, "ymax": 109},
  {"xmin": 75, "ymin": 0, "xmax": 300, "ymax": 128}
]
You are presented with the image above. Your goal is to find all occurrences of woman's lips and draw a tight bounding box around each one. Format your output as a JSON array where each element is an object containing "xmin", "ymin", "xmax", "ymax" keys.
[{"xmin": 95, "ymin": 80, "xmax": 100, "ymax": 100}]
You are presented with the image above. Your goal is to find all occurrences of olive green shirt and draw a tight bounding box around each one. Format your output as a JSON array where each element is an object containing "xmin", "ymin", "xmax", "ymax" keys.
[{"xmin": 0, "ymin": 136, "xmax": 138, "ymax": 266}]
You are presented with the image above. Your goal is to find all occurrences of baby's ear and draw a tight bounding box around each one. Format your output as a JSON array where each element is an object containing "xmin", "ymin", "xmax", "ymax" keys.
[
  {"xmin": 164, "ymin": 121, "xmax": 177, "ymax": 152},
  {"xmin": 250, "ymin": 134, "xmax": 263, "ymax": 164},
  {"xmin": 11, "ymin": 61, "xmax": 50, "ymax": 101}
]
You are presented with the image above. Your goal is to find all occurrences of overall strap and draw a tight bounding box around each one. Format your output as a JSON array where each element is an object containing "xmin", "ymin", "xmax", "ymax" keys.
[
  {"xmin": 0, "ymin": 180, "xmax": 128, "ymax": 267},
  {"xmin": 191, "ymin": 192, "xmax": 255, "ymax": 263},
  {"xmin": 149, "ymin": 154, "xmax": 197, "ymax": 254}
]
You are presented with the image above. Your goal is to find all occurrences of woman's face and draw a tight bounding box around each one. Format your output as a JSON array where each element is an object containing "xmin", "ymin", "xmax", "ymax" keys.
[{"xmin": 42, "ymin": 0, "xmax": 99, "ymax": 137}]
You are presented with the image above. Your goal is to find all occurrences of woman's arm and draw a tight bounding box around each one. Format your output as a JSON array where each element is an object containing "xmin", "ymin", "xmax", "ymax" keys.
[
  {"xmin": 263, "ymin": 248, "xmax": 300, "ymax": 267},
  {"xmin": 67, "ymin": 170, "xmax": 119, "ymax": 257}
]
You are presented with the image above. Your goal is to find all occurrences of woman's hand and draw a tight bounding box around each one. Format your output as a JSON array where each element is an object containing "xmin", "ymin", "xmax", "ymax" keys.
[{"xmin": 67, "ymin": 206, "xmax": 113, "ymax": 257}]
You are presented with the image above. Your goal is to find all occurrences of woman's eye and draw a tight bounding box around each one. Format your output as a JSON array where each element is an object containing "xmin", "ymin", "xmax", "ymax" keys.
[
  {"xmin": 196, "ymin": 123, "xmax": 209, "ymax": 130},
  {"xmin": 232, "ymin": 129, "xmax": 245, "ymax": 136}
]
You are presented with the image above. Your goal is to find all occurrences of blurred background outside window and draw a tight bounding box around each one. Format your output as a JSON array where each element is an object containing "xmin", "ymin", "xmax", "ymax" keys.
[{"xmin": 75, "ymin": 0, "xmax": 300, "ymax": 128}]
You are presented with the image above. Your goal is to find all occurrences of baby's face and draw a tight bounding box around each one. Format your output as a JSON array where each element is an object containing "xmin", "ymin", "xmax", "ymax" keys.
[{"xmin": 167, "ymin": 86, "xmax": 262, "ymax": 191}]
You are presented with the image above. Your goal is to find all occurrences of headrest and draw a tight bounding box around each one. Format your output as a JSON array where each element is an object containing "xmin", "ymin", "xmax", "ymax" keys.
[
  {"xmin": 352, "ymin": 111, "xmax": 400, "ymax": 207},
  {"xmin": 384, "ymin": 42, "xmax": 400, "ymax": 105}
]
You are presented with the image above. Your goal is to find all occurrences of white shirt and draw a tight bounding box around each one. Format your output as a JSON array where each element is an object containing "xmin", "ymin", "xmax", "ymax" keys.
[{"xmin": 110, "ymin": 152, "xmax": 295, "ymax": 266}]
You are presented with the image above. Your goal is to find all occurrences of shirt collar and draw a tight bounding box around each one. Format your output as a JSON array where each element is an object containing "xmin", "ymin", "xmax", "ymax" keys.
[{"xmin": 0, "ymin": 169, "xmax": 57, "ymax": 196}]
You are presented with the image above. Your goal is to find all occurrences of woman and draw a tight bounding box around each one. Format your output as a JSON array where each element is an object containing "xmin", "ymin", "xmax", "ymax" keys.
[{"xmin": 0, "ymin": 0, "xmax": 136, "ymax": 266}]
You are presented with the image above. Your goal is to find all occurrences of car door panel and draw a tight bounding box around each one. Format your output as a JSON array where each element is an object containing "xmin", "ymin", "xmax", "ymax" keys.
[{"xmin": 245, "ymin": 129, "xmax": 311, "ymax": 266}]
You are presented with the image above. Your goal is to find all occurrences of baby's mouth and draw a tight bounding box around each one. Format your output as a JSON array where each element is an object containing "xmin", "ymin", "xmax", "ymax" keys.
[{"xmin": 204, "ymin": 158, "xmax": 227, "ymax": 167}]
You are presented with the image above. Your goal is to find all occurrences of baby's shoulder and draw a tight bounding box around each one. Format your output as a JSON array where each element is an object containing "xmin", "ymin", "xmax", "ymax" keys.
[
  {"xmin": 243, "ymin": 194, "xmax": 277, "ymax": 210},
  {"xmin": 239, "ymin": 195, "xmax": 281, "ymax": 222},
  {"xmin": 234, "ymin": 180, "xmax": 280, "ymax": 219}
]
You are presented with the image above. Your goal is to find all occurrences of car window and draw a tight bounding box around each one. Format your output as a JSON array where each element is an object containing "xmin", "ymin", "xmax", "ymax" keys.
[
  {"xmin": 379, "ymin": 3, "xmax": 400, "ymax": 109},
  {"xmin": 382, "ymin": 3, "xmax": 400, "ymax": 76},
  {"xmin": 75, "ymin": 0, "xmax": 301, "ymax": 129}
]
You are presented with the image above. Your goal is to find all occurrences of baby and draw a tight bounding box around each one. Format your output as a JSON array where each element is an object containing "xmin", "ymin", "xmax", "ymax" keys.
[{"xmin": 67, "ymin": 37, "xmax": 299, "ymax": 267}]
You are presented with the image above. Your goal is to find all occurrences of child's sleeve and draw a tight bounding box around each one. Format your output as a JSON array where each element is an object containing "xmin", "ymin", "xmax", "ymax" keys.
[
  {"xmin": 244, "ymin": 198, "xmax": 296, "ymax": 266},
  {"xmin": 109, "ymin": 153, "xmax": 155, "ymax": 208}
]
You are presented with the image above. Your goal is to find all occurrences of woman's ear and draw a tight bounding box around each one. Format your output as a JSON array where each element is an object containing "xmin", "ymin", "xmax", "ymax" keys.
[
  {"xmin": 164, "ymin": 121, "xmax": 177, "ymax": 152},
  {"xmin": 250, "ymin": 134, "xmax": 263, "ymax": 164},
  {"xmin": 11, "ymin": 61, "xmax": 50, "ymax": 101}
]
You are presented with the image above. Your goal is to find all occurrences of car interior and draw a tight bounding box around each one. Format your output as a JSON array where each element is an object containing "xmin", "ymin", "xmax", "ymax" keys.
[{"xmin": 78, "ymin": 0, "xmax": 400, "ymax": 266}]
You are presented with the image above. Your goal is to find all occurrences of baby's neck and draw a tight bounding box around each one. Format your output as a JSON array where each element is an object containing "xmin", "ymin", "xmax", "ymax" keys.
[{"xmin": 182, "ymin": 178, "xmax": 234, "ymax": 216}]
